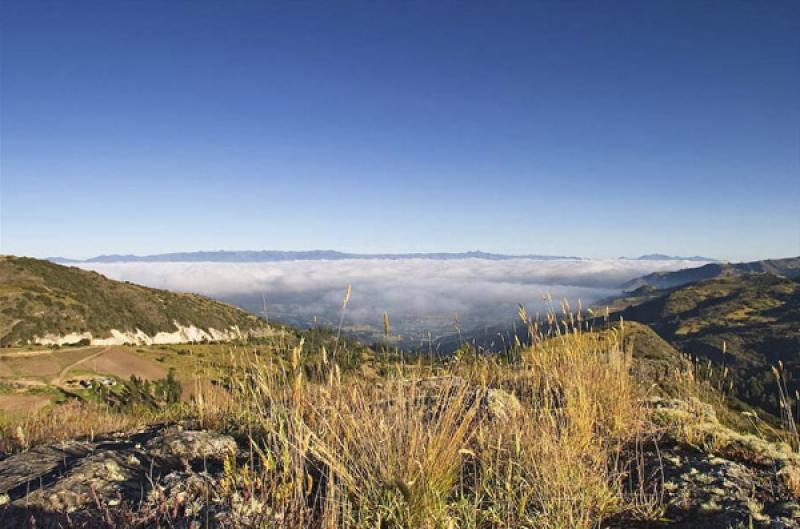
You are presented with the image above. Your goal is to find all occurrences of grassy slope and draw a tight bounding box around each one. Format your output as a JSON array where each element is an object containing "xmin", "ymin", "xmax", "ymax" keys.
[
  {"xmin": 622, "ymin": 256, "xmax": 800, "ymax": 291},
  {"xmin": 0, "ymin": 256, "xmax": 268, "ymax": 345},
  {"xmin": 617, "ymin": 273, "xmax": 800, "ymax": 416}
]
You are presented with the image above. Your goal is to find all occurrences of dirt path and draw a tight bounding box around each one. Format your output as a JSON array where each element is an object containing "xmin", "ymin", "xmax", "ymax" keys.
[
  {"xmin": 50, "ymin": 347, "xmax": 111, "ymax": 385},
  {"xmin": 5, "ymin": 379, "xmax": 47, "ymax": 388}
]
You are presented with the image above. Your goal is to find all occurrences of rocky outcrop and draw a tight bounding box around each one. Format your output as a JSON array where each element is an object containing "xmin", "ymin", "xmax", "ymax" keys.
[
  {"xmin": 0, "ymin": 425, "xmax": 237, "ymax": 528},
  {"xmin": 404, "ymin": 375, "xmax": 522, "ymax": 422},
  {"xmin": 145, "ymin": 430, "xmax": 237, "ymax": 468},
  {"xmin": 609, "ymin": 397, "xmax": 800, "ymax": 529},
  {"xmin": 480, "ymin": 387, "xmax": 523, "ymax": 422},
  {"xmin": 649, "ymin": 442, "xmax": 799, "ymax": 528}
]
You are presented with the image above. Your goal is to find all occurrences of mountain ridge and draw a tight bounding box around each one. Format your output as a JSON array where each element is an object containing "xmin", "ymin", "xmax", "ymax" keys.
[
  {"xmin": 630, "ymin": 253, "xmax": 717, "ymax": 262},
  {"xmin": 48, "ymin": 250, "xmax": 720, "ymax": 264},
  {"xmin": 621, "ymin": 256, "xmax": 800, "ymax": 291},
  {"xmin": 52, "ymin": 250, "xmax": 719, "ymax": 264}
]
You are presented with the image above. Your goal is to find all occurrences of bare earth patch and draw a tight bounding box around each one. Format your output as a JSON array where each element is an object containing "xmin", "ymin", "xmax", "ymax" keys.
[
  {"xmin": 0, "ymin": 394, "xmax": 50, "ymax": 413},
  {"xmin": 77, "ymin": 347, "xmax": 167, "ymax": 381},
  {"xmin": 0, "ymin": 360, "xmax": 13, "ymax": 378},
  {"xmin": 3, "ymin": 354, "xmax": 60, "ymax": 378}
]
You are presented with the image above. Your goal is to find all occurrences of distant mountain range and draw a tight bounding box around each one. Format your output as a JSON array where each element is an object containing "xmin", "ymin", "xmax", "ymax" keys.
[
  {"xmin": 627, "ymin": 253, "xmax": 716, "ymax": 262},
  {"xmin": 48, "ymin": 250, "xmax": 716, "ymax": 263},
  {"xmin": 49, "ymin": 250, "xmax": 583, "ymax": 263}
]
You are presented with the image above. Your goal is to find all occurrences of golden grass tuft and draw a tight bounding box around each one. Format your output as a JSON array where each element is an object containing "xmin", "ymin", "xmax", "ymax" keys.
[
  {"xmin": 0, "ymin": 400, "xmax": 147, "ymax": 452},
  {"xmin": 190, "ymin": 312, "xmax": 657, "ymax": 528}
]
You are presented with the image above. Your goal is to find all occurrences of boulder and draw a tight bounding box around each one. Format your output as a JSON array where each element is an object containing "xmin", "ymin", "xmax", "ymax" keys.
[
  {"xmin": 0, "ymin": 425, "xmax": 238, "ymax": 528},
  {"xmin": 146, "ymin": 430, "xmax": 237, "ymax": 467},
  {"xmin": 480, "ymin": 387, "xmax": 522, "ymax": 422}
]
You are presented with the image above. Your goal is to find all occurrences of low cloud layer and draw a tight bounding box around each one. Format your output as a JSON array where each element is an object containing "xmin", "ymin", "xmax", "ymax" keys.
[{"xmin": 76, "ymin": 258, "xmax": 702, "ymax": 338}]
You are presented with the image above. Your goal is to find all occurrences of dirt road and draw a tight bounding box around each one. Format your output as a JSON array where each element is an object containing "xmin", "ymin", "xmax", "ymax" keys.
[{"xmin": 49, "ymin": 347, "xmax": 112, "ymax": 385}]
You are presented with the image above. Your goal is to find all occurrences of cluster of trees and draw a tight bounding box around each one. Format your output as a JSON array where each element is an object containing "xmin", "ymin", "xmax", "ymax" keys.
[{"xmin": 94, "ymin": 368, "xmax": 182, "ymax": 410}]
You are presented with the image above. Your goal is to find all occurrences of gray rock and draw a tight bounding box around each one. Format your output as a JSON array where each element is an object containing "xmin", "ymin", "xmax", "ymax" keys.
[
  {"xmin": 1, "ymin": 399, "xmax": 797, "ymax": 529},
  {"xmin": 0, "ymin": 426, "xmax": 237, "ymax": 528},
  {"xmin": 480, "ymin": 388, "xmax": 522, "ymax": 422},
  {"xmin": 0, "ymin": 442, "xmax": 94, "ymax": 502},
  {"xmin": 13, "ymin": 450, "xmax": 138, "ymax": 512},
  {"xmin": 609, "ymin": 439, "xmax": 800, "ymax": 529},
  {"xmin": 146, "ymin": 430, "xmax": 237, "ymax": 467}
]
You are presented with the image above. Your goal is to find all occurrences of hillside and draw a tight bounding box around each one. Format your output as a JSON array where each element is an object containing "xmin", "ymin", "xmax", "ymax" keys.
[
  {"xmin": 621, "ymin": 256, "xmax": 800, "ymax": 291},
  {"xmin": 616, "ymin": 272, "xmax": 800, "ymax": 416},
  {"xmin": 0, "ymin": 256, "xmax": 270, "ymax": 346}
]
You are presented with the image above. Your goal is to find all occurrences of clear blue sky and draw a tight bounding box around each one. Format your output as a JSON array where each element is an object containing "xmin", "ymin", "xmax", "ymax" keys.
[{"xmin": 1, "ymin": 1, "xmax": 798, "ymax": 261}]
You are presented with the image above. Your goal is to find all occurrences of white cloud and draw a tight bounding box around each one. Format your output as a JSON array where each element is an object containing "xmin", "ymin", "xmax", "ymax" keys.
[{"xmin": 75, "ymin": 258, "xmax": 702, "ymax": 335}]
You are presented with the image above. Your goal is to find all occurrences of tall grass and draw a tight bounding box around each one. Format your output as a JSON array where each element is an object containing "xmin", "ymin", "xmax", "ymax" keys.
[
  {"xmin": 0, "ymin": 400, "xmax": 152, "ymax": 452},
  {"xmin": 2, "ymin": 308, "xmax": 666, "ymax": 528},
  {"xmin": 193, "ymin": 310, "xmax": 654, "ymax": 529},
  {"xmin": 773, "ymin": 361, "xmax": 800, "ymax": 451}
]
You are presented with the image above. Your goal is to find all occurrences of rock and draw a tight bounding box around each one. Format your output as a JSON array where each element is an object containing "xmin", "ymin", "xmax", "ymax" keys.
[
  {"xmin": 396, "ymin": 376, "xmax": 521, "ymax": 423},
  {"xmin": 0, "ymin": 442, "xmax": 95, "ymax": 500},
  {"xmin": 146, "ymin": 430, "xmax": 237, "ymax": 467},
  {"xmin": 480, "ymin": 388, "xmax": 522, "ymax": 422},
  {"xmin": 1, "ymin": 397, "xmax": 797, "ymax": 529},
  {"xmin": 14, "ymin": 451, "xmax": 138, "ymax": 513},
  {"xmin": 645, "ymin": 396, "xmax": 718, "ymax": 424},
  {"xmin": 627, "ymin": 442, "xmax": 800, "ymax": 529},
  {"xmin": 608, "ymin": 397, "xmax": 800, "ymax": 529},
  {"xmin": 0, "ymin": 425, "xmax": 238, "ymax": 528}
]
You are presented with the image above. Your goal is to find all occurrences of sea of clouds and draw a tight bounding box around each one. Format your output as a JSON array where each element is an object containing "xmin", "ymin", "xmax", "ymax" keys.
[{"xmin": 75, "ymin": 258, "xmax": 705, "ymax": 339}]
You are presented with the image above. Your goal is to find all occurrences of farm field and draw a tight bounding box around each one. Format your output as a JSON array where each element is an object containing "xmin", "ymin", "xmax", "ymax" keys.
[
  {"xmin": 0, "ymin": 325, "xmax": 371, "ymax": 421},
  {"xmin": 0, "ymin": 344, "xmax": 204, "ymax": 418}
]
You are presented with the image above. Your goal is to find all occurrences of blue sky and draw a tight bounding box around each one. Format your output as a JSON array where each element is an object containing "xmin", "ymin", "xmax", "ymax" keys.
[{"xmin": 1, "ymin": 1, "xmax": 798, "ymax": 261}]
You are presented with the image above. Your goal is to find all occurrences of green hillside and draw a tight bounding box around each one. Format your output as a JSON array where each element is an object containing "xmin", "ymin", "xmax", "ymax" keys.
[
  {"xmin": 0, "ymin": 256, "xmax": 269, "ymax": 346},
  {"xmin": 616, "ymin": 273, "xmax": 800, "ymax": 416},
  {"xmin": 622, "ymin": 256, "xmax": 800, "ymax": 291}
]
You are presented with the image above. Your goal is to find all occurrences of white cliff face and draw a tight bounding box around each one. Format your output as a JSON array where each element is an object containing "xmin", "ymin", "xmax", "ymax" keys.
[
  {"xmin": 31, "ymin": 321, "xmax": 253, "ymax": 346},
  {"xmin": 33, "ymin": 331, "xmax": 94, "ymax": 346}
]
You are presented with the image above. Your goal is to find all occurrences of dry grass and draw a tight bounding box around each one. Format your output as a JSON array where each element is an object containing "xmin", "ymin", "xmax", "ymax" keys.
[
  {"xmin": 186, "ymin": 313, "xmax": 657, "ymax": 529},
  {"xmin": 1, "ymin": 311, "xmax": 676, "ymax": 528},
  {"xmin": 0, "ymin": 400, "xmax": 146, "ymax": 452},
  {"xmin": 773, "ymin": 361, "xmax": 800, "ymax": 451}
]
